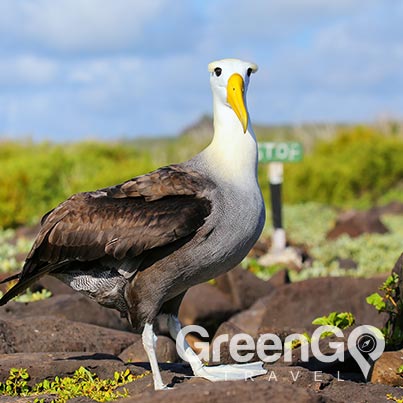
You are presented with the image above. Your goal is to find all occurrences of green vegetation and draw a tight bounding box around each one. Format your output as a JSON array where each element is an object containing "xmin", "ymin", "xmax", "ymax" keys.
[
  {"xmin": 0, "ymin": 366, "xmax": 148, "ymax": 402},
  {"xmin": 283, "ymin": 126, "xmax": 403, "ymax": 208},
  {"xmin": 297, "ymin": 225, "xmax": 403, "ymax": 279},
  {"xmin": 387, "ymin": 393, "xmax": 403, "ymax": 403},
  {"xmin": 311, "ymin": 311, "xmax": 355, "ymax": 329},
  {"xmin": 13, "ymin": 288, "xmax": 52, "ymax": 303},
  {"xmin": 258, "ymin": 203, "xmax": 403, "ymax": 280},
  {"xmin": 242, "ymin": 257, "xmax": 286, "ymax": 279},
  {"xmin": 366, "ymin": 274, "xmax": 403, "ymax": 348},
  {"xmin": 289, "ymin": 311, "xmax": 355, "ymax": 348},
  {"xmin": 311, "ymin": 311, "xmax": 355, "ymax": 340},
  {"xmin": 0, "ymin": 124, "xmax": 402, "ymax": 229},
  {"xmin": 0, "ymin": 287, "xmax": 52, "ymax": 303},
  {"xmin": 0, "ymin": 141, "xmax": 161, "ymax": 228},
  {"xmin": 309, "ymin": 311, "xmax": 355, "ymax": 342}
]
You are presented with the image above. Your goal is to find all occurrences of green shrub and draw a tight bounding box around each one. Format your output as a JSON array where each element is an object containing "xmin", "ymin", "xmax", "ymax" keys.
[
  {"xmin": 0, "ymin": 141, "xmax": 157, "ymax": 228},
  {"xmin": 281, "ymin": 126, "xmax": 403, "ymax": 207},
  {"xmin": 0, "ymin": 366, "xmax": 149, "ymax": 402},
  {"xmin": 312, "ymin": 311, "xmax": 355, "ymax": 329},
  {"xmin": 367, "ymin": 273, "xmax": 403, "ymax": 349}
]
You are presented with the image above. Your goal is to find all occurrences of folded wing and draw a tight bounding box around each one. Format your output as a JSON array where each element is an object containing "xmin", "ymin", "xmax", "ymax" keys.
[{"xmin": 0, "ymin": 165, "xmax": 213, "ymax": 304}]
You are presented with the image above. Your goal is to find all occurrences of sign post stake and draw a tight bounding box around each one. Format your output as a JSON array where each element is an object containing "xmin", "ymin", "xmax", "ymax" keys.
[
  {"xmin": 257, "ymin": 141, "xmax": 304, "ymax": 267},
  {"xmin": 269, "ymin": 162, "xmax": 286, "ymax": 252}
]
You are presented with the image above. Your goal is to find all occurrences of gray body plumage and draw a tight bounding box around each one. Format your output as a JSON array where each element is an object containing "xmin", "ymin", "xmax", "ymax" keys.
[{"xmin": 53, "ymin": 153, "xmax": 265, "ymax": 330}]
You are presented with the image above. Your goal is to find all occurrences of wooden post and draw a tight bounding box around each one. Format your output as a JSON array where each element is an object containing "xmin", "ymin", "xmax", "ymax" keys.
[{"xmin": 269, "ymin": 162, "xmax": 286, "ymax": 252}]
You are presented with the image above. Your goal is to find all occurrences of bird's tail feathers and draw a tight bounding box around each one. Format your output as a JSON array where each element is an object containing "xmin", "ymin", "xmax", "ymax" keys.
[
  {"xmin": 0, "ymin": 270, "xmax": 46, "ymax": 306},
  {"xmin": 0, "ymin": 272, "xmax": 21, "ymax": 285},
  {"xmin": 0, "ymin": 261, "xmax": 68, "ymax": 306}
]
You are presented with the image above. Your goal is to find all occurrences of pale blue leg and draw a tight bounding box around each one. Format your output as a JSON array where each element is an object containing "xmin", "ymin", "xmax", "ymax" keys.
[{"xmin": 168, "ymin": 315, "xmax": 267, "ymax": 382}]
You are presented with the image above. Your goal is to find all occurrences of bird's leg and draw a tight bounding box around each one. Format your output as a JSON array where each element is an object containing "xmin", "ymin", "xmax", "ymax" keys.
[
  {"xmin": 168, "ymin": 315, "xmax": 267, "ymax": 382},
  {"xmin": 142, "ymin": 322, "xmax": 168, "ymax": 390},
  {"xmin": 168, "ymin": 314, "xmax": 204, "ymax": 373}
]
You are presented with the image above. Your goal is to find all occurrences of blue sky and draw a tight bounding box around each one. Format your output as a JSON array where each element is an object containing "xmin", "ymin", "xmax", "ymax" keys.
[{"xmin": 0, "ymin": 0, "xmax": 401, "ymax": 141}]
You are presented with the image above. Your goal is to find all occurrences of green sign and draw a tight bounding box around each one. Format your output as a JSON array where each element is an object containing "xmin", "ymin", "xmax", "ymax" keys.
[{"xmin": 258, "ymin": 142, "xmax": 303, "ymax": 163}]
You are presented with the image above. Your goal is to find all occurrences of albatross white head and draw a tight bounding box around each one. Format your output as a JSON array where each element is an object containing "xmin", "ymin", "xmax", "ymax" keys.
[
  {"xmin": 208, "ymin": 58, "xmax": 258, "ymax": 133},
  {"xmin": 202, "ymin": 58, "xmax": 259, "ymax": 183}
]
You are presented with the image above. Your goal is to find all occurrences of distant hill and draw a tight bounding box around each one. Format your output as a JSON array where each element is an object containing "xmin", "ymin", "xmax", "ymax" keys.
[
  {"xmin": 178, "ymin": 115, "xmax": 403, "ymax": 153},
  {"xmin": 180, "ymin": 114, "xmax": 213, "ymax": 140}
]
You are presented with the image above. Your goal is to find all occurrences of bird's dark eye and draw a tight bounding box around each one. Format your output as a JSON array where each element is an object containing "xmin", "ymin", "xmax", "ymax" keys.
[
  {"xmin": 214, "ymin": 67, "xmax": 222, "ymax": 77},
  {"xmin": 247, "ymin": 67, "xmax": 253, "ymax": 77}
]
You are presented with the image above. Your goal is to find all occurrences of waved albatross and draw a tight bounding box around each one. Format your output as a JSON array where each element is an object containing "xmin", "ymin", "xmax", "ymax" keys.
[{"xmin": 0, "ymin": 58, "xmax": 266, "ymax": 389}]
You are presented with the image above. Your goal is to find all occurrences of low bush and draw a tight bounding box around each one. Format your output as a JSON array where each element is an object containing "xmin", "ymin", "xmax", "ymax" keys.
[
  {"xmin": 0, "ymin": 141, "xmax": 157, "ymax": 228},
  {"xmin": 282, "ymin": 126, "xmax": 403, "ymax": 207}
]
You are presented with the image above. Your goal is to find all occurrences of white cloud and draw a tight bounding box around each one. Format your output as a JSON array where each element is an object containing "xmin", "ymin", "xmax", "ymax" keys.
[
  {"xmin": 0, "ymin": 55, "xmax": 57, "ymax": 86},
  {"xmin": 67, "ymin": 57, "xmax": 143, "ymax": 85},
  {"xmin": 0, "ymin": 0, "xmax": 161, "ymax": 50},
  {"xmin": 206, "ymin": 0, "xmax": 379, "ymax": 44},
  {"xmin": 0, "ymin": 0, "xmax": 201, "ymax": 55}
]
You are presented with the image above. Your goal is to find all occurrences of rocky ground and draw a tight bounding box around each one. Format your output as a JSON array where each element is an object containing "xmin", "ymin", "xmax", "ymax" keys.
[
  {"xmin": 1, "ymin": 208, "xmax": 403, "ymax": 402},
  {"xmin": 0, "ymin": 266, "xmax": 402, "ymax": 403}
]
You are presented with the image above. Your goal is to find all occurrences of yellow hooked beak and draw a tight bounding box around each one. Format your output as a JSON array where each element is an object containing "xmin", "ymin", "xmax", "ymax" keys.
[{"xmin": 227, "ymin": 73, "xmax": 248, "ymax": 133}]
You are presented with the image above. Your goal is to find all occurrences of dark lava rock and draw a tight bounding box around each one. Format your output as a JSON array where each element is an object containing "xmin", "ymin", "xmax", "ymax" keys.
[
  {"xmin": 282, "ymin": 327, "xmax": 369, "ymax": 383},
  {"xmin": 209, "ymin": 321, "xmax": 246, "ymax": 364},
  {"xmin": 0, "ymin": 396, "xmax": 57, "ymax": 403},
  {"xmin": 208, "ymin": 276, "xmax": 391, "ymax": 382},
  {"xmin": 392, "ymin": 252, "xmax": 403, "ymax": 278},
  {"xmin": 125, "ymin": 378, "xmax": 323, "ymax": 403},
  {"xmin": 371, "ymin": 349, "xmax": 403, "ymax": 386},
  {"xmin": 225, "ymin": 297, "xmax": 268, "ymax": 338},
  {"xmin": 209, "ymin": 285, "xmax": 304, "ymax": 364},
  {"xmin": 119, "ymin": 335, "xmax": 178, "ymax": 364},
  {"xmin": 380, "ymin": 253, "xmax": 403, "ymax": 350},
  {"xmin": 32, "ymin": 274, "xmax": 76, "ymax": 295},
  {"xmin": 327, "ymin": 209, "xmax": 389, "ymax": 240},
  {"xmin": 336, "ymin": 257, "xmax": 358, "ymax": 270},
  {"xmin": 376, "ymin": 201, "xmax": 403, "ymax": 216},
  {"xmin": 179, "ymin": 283, "xmax": 238, "ymax": 335},
  {"xmin": 214, "ymin": 266, "xmax": 275, "ymax": 311},
  {"xmin": 318, "ymin": 378, "xmax": 403, "ymax": 403},
  {"xmin": 259, "ymin": 276, "xmax": 388, "ymax": 333},
  {"xmin": 0, "ymin": 316, "xmax": 138, "ymax": 355},
  {"xmin": 178, "ymin": 267, "xmax": 279, "ymax": 337},
  {"xmin": 0, "ymin": 293, "xmax": 131, "ymax": 332},
  {"xmin": 266, "ymin": 268, "xmax": 291, "ymax": 288}
]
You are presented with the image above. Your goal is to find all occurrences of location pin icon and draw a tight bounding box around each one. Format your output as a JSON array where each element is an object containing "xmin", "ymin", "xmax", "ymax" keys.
[{"xmin": 348, "ymin": 325, "xmax": 385, "ymax": 380}]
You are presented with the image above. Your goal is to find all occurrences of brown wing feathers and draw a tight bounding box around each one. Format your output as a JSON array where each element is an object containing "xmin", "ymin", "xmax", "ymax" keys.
[
  {"xmin": 108, "ymin": 164, "xmax": 206, "ymax": 200},
  {"xmin": 0, "ymin": 166, "xmax": 212, "ymax": 305}
]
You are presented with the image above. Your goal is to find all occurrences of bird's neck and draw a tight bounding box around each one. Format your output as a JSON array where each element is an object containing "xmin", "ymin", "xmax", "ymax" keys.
[{"xmin": 201, "ymin": 99, "xmax": 259, "ymax": 185}]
